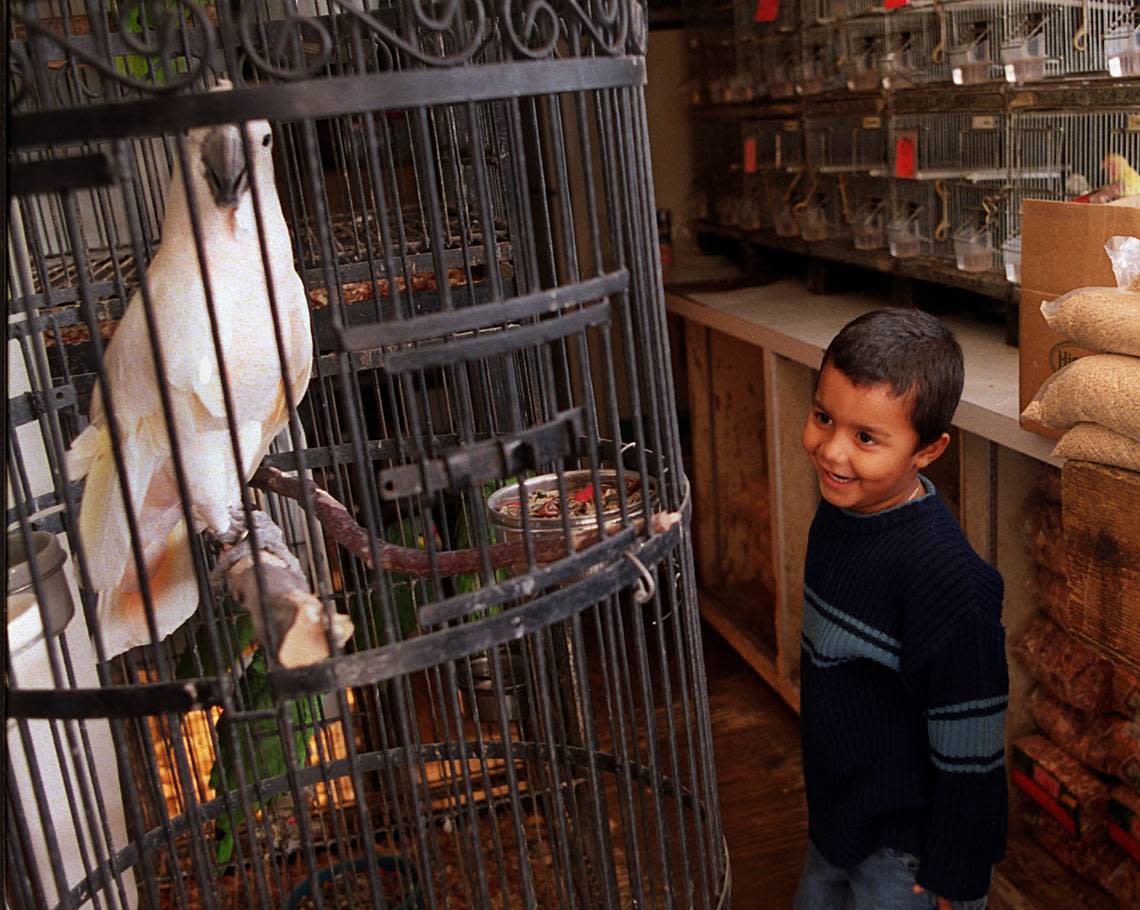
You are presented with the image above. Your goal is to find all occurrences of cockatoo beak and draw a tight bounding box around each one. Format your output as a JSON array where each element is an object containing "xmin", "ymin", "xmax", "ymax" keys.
[{"xmin": 201, "ymin": 125, "xmax": 249, "ymax": 209}]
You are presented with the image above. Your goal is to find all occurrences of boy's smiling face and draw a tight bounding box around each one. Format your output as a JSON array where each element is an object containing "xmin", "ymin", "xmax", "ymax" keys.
[{"xmin": 802, "ymin": 363, "xmax": 949, "ymax": 514}]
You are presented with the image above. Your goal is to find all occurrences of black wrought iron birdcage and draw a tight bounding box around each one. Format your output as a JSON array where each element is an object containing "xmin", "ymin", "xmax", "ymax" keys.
[{"xmin": 6, "ymin": 2, "xmax": 726, "ymax": 909}]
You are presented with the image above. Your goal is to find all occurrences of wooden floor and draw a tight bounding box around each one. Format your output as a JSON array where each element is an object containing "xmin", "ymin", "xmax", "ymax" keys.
[
  {"xmin": 702, "ymin": 622, "xmax": 808, "ymax": 907},
  {"xmin": 701, "ymin": 623, "xmax": 1119, "ymax": 910}
]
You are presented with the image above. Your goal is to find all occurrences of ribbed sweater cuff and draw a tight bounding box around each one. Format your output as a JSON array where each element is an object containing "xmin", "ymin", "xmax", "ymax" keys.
[{"xmin": 916, "ymin": 857, "xmax": 994, "ymax": 903}]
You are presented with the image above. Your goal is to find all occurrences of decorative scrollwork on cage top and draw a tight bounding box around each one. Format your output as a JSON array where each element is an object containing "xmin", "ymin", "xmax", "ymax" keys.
[{"xmin": 11, "ymin": 0, "xmax": 646, "ymax": 109}]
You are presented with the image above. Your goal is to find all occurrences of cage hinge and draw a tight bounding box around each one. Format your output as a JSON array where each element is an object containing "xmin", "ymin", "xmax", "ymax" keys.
[
  {"xmin": 377, "ymin": 408, "xmax": 584, "ymax": 501},
  {"xmin": 9, "ymin": 384, "xmax": 77, "ymax": 428}
]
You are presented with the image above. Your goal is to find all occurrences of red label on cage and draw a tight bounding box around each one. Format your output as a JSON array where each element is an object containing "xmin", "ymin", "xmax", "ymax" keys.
[
  {"xmin": 895, "ymin": 134, "xmax": 917, "ymax": 178},
  {"xmin": 743, "ymin": 137, "xmax": 758, "ymax": 174},
  {"xmin": 754, "ymin": 0, "xmax": 780, "ymax": 23},
  {"xmin": 884, "ymin": 0, "xmax": 911, "ymax": 9}
]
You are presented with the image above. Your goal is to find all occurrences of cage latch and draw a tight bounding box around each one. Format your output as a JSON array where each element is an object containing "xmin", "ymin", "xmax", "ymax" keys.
[{"xmin": 379, "ymin": 407, "xmax": 584, "ymax": 500}]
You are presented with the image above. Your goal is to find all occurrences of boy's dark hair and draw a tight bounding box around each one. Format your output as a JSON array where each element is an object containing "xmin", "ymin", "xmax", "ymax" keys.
[{"xmin": 818, "ymin": 308, "xmax": 964, "ymax": 448}]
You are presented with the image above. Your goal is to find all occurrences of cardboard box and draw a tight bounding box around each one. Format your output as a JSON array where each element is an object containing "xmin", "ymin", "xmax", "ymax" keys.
[{"xmin": 1018, "ymin": 200, "xmax": 1140, "ymax": 438}]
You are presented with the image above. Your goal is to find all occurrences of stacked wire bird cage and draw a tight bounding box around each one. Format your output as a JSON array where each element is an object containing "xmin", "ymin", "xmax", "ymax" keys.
[
  {"xmin": 798, "ymin": 23, "xmax": 846, "ymax": 95},
  {"xmin": 944, "ymin": 0, "xmax": 1007, "ymax": 85},
  {"xmin": 758, "ymin": 32, "xmax": 802, "ymax": 99},
  {"xmin": 889, "ymin": 110, "xmax": 1010, "ymax": 268},
  {"xmin": 880, "ymin": 5, "xmax": 952, "ymax": 89},
  {"xmin": 1001, "ymin": 0, "xmax": 1129, "ymax": 82},
  {"xmin": 842, "ymin": 12, "xmax": 891, "ymax": 92},
  {"xmin": 1009, "ymin": 106, "xmax": 1140, "ymax": 241},
  {"xmin": 1105, "ymin": 2, "xmax": 1140, "ymax": 76},
  {"xmin": 805, "ymin": 105, "xmax": 891, "ymax": 249},
  {"xmin": 6, "ymin": 3, "xmax": 728, "ymax": 910},
  {"xmin": 741, "ymin": 117, "xmax": 808, "ymax": 235}
]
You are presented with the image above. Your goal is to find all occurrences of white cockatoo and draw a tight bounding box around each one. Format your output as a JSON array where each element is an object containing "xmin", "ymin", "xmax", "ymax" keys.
[{"xmin": 67, "ymin": 88, "xmax": 312, "ymax": 659}]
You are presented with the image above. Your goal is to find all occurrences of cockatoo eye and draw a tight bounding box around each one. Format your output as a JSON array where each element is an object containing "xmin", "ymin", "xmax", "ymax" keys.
[{"xmin": 261, "ymin": 133, "xmax": 272, "ymax": 148}]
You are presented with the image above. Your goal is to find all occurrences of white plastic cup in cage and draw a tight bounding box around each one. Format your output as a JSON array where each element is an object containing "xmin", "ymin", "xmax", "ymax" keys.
[
  {"xmin": 846, "ymin": 64, "xmax": 882, "ymax": 93},
  {"xmin": 953, "ymin": 227, "xmax": 994, "ymax": 273},
  {"xmin": 888, "ymin": 220, "xmax": 922, "ymax": 259},
  {"xmin": 796, "ymin": 61, "xmax": 825, "ymax": 96},
  {"xmin": 853, "ymin": 218, "xmax": 886, "ymax": 251},
  {"xmin": 950, "ymin": 44, "xmax": 993, "ymax": 86},
  {"xmin": 7, "ymin": 533, "xmax": 138, "ymax": 909},
  {"xmin": 1002, "ymin": 35, "xmax": 1046, "ymax": 83},
  {"xmin": 1003, "ymin": 235, "xmax": 1022, "ymax": 284},
  {"xmin": 1106, "ymin": 28, "xmax": 1140, "ymax": 78},
  {"xmin": 796, "ymin": 205, "xmax": 829, "ymax": 242},
  {"xmin": 773, "ymin": 205, "xmax": 800, "ymax": 238}
]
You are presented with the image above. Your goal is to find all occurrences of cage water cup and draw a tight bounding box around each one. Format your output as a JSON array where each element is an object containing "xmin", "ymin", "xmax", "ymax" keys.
[
  {"xmin": 846, "ymin": 62, "xmax": 881, "ymax": 93},
  {"xmin": 887, "ymin": 221, "xmax": 922, "ymax": 259},
  {"xmin": 950, "ymin": 43, "xmax": 994, "ymax": 85},
  {"xmin": 1003, "ymin": 34, "xmax": 1046, "ymax": 83},
  {"xmin": 852, "ymin": 218, "xmax": 885, "ymax": 251},
  {"xmin": 796, "ymin": 60, "xmax": 825, "ymax": 96},
  {"xmin": 795, "ymin": 205, "xmax": 829, "ymax": 242},
  {"xmin": 1106, "ymin": 27, "xmax": 1140, "ymax": 77},
  {"xmin": 7, "ymin": 531, "xmax": 75, "ymax": 660},
  {"xmin": 772, "ymin": 205, "xmax": 800, "ymax": 237},
  {"xmin": 953, "ymin": 227, "xmax": 994, "ymax": 273}
]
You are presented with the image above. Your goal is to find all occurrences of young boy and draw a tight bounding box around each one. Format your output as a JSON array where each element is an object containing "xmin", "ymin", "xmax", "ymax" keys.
[{"xmin": 794, "ymin": 309, "xmax": 1008, "ymax": 910}]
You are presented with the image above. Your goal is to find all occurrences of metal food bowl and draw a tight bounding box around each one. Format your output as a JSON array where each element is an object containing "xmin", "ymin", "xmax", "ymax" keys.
[
  {"xmin": 457, "ymin": 649, "xmax": 529, "ymax": 726},
  {"xmin": 484, "ymin": 469, "xmax": 657, "ymax": 544}
]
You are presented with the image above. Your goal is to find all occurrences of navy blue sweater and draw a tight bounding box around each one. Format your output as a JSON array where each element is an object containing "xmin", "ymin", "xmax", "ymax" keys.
[{"xmin": 800, "ymin": 477, "xmax": 1008, "ymax": 902}]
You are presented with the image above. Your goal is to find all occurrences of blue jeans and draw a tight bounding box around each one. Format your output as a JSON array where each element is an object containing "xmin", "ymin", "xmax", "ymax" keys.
[{"xmin": 794, "ymin": 842, "xmax": 988, "ymax": 910}]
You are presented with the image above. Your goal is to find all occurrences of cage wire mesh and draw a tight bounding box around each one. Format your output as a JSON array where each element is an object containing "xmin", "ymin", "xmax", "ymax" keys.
[
  {"xmin": 840, "ymin": 12, "xmax": 887, "ymax": 92},
  {"xmin": 943, "ymin": 0, "xmax": 1006, "ymax": 85},
  {"xmin": 5, "ymin": 2, "xmax": 728, "ymax": 909},
  {"xmin": 1010, "ymin": 106, "xmax": 1140, "ymax": 209},
  {"xmin": 1000, "ymin": 0, "xmax": 1130, "ymax": 83},
  {"xmin": 880, "ymin": 6, "xmax": 950, "ymax": 89}
]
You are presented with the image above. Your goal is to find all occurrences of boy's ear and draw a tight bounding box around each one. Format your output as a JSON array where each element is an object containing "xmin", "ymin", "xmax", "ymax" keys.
[{"xmin": 914, "ymin": 432, "xmax": 950, "ymax": 469}]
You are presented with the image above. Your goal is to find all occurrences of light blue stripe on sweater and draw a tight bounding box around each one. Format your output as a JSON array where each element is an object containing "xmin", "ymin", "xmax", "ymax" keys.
[
  {"xmin": 805, "ymin": 585, "xmax": 901, "ymax": 652},
  {"xmin": 803, "ymin": 596, "xmax": 901, "ymax": 672},
  {"xmin": 928, "ymin": 694, "xmax": 1008, "ymax": 718},
  {"xmin": 931, "ymin": 753, "xmax": 1006, "ymax": 774},
  {"xmin": 928, "ymin": 709, "xmax": 1007, "ymax": 759}
]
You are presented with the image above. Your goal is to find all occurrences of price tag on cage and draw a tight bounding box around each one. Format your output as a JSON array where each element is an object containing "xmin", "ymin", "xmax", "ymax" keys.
[
  {"xmin": 895, "ymin": 132, "xmax": 917, "ymax": 179},
  {"xmin": 862, "ymin": 116, "xmax": 882, "ymax": 130},
  {"xmin": 743, "ymin": 137, "xmax": 758, "ymax": 174},
  {"xmin": 884, "ymin": 0, "xmax": 911, "ymax": 9},
  {"xmin": 755, "ymin": 0, "xmax": 780, "ymax": 24},
  {"xmin": 971, "ymin": 115, "xmax": 997, "ymax": 130},
  {"xmin": 1128, "ymin": 114, "xmax": 1140, "ymax": 132}
]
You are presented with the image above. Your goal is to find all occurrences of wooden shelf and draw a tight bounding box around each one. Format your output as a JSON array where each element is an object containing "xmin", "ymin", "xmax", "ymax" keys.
[
  {"xmin": 695, "ymin": 221, "xmax": 1014, "ymax": 303},
  {"xmin": 666, "ymin": 276, "xmax": 1059, "ymax": 467}
]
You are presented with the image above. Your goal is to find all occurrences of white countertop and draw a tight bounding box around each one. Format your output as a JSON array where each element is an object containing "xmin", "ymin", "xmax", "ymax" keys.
[{"xmin": 666, "ymin": 278, "xmax": 1061, "ymax": 466}]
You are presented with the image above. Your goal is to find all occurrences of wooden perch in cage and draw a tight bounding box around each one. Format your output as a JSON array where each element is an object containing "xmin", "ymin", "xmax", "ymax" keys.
[
  {"xmin": 211, "ymin": 510, "xmax": 353, "ymax": 670},
  {"xmin": 249, "ymin": 465, "xmax": 681, "ymax": 577}
]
